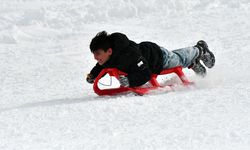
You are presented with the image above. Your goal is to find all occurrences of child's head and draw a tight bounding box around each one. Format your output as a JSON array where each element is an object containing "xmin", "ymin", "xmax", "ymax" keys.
[
  {"xmin": 90, "ymin": 31, "xmax": 111, "ymax": 52},
  {"xmin": 90, "ymin": 31, "xmax": 112, "ymax": 65}
]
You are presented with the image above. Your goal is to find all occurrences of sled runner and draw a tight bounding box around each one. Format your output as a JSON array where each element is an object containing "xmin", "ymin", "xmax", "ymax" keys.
[{"xmin": 93, "ymin": 66, "xmax": 193, "ymax": 96}]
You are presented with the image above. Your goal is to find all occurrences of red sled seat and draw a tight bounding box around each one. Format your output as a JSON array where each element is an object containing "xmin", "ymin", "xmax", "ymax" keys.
[{"xmin": 93, "ymin": 66, "xmax": 192, "ymax": 96}]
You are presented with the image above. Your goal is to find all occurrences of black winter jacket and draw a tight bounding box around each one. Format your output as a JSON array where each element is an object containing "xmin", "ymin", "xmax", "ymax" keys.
[{"xmin": 90, "ymin": 33, "xmax": 163, "ymax": 87}]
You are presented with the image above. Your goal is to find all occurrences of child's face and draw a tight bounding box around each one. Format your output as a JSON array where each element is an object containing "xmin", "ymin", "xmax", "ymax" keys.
[{"xmin": 93, "ymin": 48, "xmax": 112, "ymax": 65}]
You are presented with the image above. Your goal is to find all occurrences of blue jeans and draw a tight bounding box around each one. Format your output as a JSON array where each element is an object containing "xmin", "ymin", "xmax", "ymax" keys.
[{"xmin": 161, "ymin": 46, "xmax": 199, "ymax": 69}]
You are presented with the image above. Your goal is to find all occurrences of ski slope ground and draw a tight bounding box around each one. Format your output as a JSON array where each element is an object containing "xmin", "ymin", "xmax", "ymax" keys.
[{"xmin": 1, "ymin": 0, "xmax": 250, "ymax": 149}]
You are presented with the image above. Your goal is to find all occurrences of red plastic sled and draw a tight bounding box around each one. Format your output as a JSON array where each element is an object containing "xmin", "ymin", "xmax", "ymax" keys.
[{"xmin": 93, "ymin": 66, "xmax": 193, "ymax": 96}]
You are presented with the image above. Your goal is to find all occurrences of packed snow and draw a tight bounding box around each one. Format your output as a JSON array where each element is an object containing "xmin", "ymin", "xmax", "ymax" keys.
[{"xmin": 1, "ymin": 0, "xmax": 250, "ymax": 149}]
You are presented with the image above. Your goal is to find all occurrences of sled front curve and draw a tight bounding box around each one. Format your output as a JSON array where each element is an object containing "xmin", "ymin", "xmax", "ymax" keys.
[
  {"xmin": 93, "ymin": 68, "xmax": 131, "ymax": 96},
  {"xmin": 93, "ymin": 66, "xmax": 192, "ymax": 96}
]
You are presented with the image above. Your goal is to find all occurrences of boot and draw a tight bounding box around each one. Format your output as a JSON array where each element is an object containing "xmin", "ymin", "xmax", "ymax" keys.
[
  {"xmin": 190, "ymin": 60, "xmax": 207, "ymax": 77},
  {"xmin": 195, "ymin": 40, "xmax": 215, "ymax": 68}
]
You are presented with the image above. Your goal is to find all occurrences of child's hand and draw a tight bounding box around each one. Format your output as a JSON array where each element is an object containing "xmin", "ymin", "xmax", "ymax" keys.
[
  {"xmin": 119, "ymin": 75, "xmax": 129, "ymax": 87},
  {"xmin": 86, "ymin": 73, "xmax": 95, "ymax": 84}
]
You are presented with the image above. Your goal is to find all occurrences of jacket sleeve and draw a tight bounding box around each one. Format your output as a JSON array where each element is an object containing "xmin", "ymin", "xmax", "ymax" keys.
[
  {"xmin": 127, "ymin": 56, "xmax": 151, "ymax": 87},
  {"xmin": 90, "ymin": 63, "xmax": 104, "ymax": 79}
]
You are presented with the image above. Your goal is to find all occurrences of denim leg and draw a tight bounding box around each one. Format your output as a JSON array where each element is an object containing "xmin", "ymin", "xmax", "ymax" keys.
[{"xmin": 161, "ymin": 46, "xmax": 199, "ymax": 69}]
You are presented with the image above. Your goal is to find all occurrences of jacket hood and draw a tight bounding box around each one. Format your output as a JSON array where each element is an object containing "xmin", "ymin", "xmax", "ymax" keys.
[
  {"xmin": 102, "ymin": 32, "xmax": 139, "ymax": 67},
  {"xmin": 110, "ymin": 32, "xmax": 130, "ymax": 52},
  {"xmin": 102, "ymin": 33, "xmax": 130, "ymax": 67}
]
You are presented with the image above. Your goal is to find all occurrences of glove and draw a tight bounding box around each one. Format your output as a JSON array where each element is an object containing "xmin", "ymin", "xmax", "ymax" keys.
[
  {"xmin": 86, "ymin": 73, "xmax": 95, "ymax": 84},
  {"xmin": 119, "ymin": 75, "xmax": 129, "ymax": 87}
]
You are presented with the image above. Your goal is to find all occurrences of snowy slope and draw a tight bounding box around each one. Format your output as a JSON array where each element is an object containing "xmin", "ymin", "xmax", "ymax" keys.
[{"xmin": 1, "ymin": 0, "xmax": 250, "ymax": 149}]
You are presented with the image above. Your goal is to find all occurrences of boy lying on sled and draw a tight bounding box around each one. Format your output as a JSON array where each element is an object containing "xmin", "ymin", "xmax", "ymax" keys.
[{"xmin": 86, "ymin": 31, "xmax": 215, "ymax": 88}]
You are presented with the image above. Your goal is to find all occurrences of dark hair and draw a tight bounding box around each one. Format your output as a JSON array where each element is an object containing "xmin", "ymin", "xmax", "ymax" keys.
[{"xmin": 90, "ymin": 31, "xmax": 111, "ymax": 52}]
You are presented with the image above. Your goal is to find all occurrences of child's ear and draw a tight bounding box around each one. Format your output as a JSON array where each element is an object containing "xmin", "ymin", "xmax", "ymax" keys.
[{"xmin": 107, "ymin": 48, "xmax": 112, "ymax": 55}]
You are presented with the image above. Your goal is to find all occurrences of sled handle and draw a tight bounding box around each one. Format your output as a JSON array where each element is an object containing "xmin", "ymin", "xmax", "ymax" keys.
[
  {"xmin": 93, "ymin": 68, "xmax": 149, "ymax": 96},
  {"xmin": 93, "ymin": 68, "xmax": 130, "ymax": 96}
]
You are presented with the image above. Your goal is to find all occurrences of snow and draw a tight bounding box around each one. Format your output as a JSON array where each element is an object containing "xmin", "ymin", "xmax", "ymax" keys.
[{"xmin": 1, "ymin": 0, "xmax": 250, "ymax": 149}]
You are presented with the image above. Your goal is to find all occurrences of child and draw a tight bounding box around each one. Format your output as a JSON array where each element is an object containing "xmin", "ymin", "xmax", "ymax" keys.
[{"xmin": 86, "ymin": 31, "xmax": 215, "ymax": 87}]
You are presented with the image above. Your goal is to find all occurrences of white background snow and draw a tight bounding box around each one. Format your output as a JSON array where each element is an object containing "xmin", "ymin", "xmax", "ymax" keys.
[{"xmin": 1, "ymin": 0, "xmax": 250, "ymax": 149}]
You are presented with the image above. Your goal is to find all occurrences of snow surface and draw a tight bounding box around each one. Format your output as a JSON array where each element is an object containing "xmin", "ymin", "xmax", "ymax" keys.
[{"xmin": 1, "ymin": 0, "xmax": 250, "ymax": 149}]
